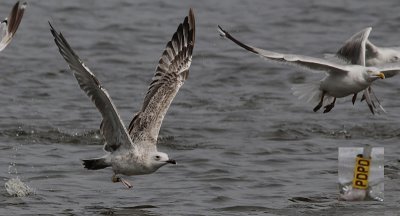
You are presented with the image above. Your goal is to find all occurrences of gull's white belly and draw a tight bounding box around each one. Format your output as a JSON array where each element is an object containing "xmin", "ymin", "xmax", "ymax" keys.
[
  {"xmin": 321, "ymin": 76, "xmax": 369, "ymax": 98},
  {"xmin": 111, "ymin": 152, "xmax": 155, "ymax": 176}
]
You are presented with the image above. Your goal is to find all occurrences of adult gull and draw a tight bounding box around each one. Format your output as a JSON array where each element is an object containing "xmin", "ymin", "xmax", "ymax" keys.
[
  {"xmin": 50, "ymin": 8, "xmax": 195, "ymax": 188},
  {"xmin": 218, "ymin": 25, "xmax": 400, "ymax": 114},
  {"xmin": 334, "ymin": 27, "xmax": 400, "ymax": 113}
]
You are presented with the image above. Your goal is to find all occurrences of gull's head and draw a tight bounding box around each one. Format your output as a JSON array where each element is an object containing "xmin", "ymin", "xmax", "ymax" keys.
[
  {"xmin": 381, "ymin": 47, "xmax": 400, "ymax": 63},
  {"xmin": 367, "ymin": 47, "xmax": 400, "ymax": 65},
  {"xmin": 365, "ymin": 69, "xmax": 385, "ymax": 81},
  {"xmin": 148, "ymin": 152, "xmax": 176, "ymax": 170}
]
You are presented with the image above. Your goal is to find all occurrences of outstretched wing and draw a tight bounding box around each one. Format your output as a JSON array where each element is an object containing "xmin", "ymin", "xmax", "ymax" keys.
[
  {"xmin": 218, "ymin": 25, "xmax": 349, "ymax": 75},
  {"xmin": 379, "ymin": 65, "xmax": 400, "ymax": 78},
  {"xmin": 128, "ymin": 8, "xmax": 195, "ymax": 145},
  {"xmin": 50, "ymin": 23, "xmax": 135, "ymax": 153},
  {"xmin": 336, "ymin": 27, "xmax": 372, "ymax": 66},
  {"xmin": 0, "ymin": 1, "xmax": 26, "ymax": 52}
]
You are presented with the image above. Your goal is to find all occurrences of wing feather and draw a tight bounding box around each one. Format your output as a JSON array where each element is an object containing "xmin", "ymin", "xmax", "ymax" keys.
[
  {"xmin": 128, "ymin": 9, "xmax": 195, "ymax": 145},
  {"xmin": 0, "ymin": 1, "xmax": 26, "ymax": 52},
  {"xmin": 336, "ymin": 27, "xmax": 372, "ymax": 66},
  {"xmin": 218, "ymin": 25, "xmax": 350, "ymax": 75},
  {"xmin": 50, "ymin": 23, "xmax": 135, "ymax": 153},
  {"xmin": 380, "ymin": 69, "xmax": 400, "ymax": 78}
]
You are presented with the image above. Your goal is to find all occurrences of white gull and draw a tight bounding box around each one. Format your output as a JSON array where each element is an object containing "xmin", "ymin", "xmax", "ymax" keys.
[
  {"xmin": 334, "ymin": 27, "xmax": 400, "ymax": 113},
  {"xmin": 218, "ymin": 25, "xmax": 400, "ymax": 113}
]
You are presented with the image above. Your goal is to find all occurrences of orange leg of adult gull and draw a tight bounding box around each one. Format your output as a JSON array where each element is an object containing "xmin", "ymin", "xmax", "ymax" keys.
[
  {"xmin": 323, "ymin": 97, "xmax": 336, "ymax": 113},
  {"xmin": 112, "ymin": 174, "xmax": 133, "ymax": 189},
  {"xmin": 313, "ymin": 91, "xmax": 326, "ymax": 112}
]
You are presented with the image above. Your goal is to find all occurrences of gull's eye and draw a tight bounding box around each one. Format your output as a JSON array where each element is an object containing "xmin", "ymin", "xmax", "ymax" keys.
[
  {"xmin": 155, "ymin": 155, "xmax": 160, "ymax": 160},
  {"xmin": 393, "ymin": 56, "xmax": 399, "ymax": 62}
]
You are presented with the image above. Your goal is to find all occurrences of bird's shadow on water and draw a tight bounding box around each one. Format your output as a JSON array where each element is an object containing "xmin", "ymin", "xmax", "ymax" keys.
[{"xmin": 85, "ymin": 205, "xmax": 160, "ymax": 216}]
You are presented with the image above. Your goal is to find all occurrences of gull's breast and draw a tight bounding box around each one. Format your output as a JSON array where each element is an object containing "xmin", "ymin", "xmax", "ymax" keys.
[
  {"xmin": 111, "ymin": 152, "xmax": 155, "ymax": 176},
  {"xmin": 321, "ymin": 74, "xmax": 368, "ymax": 98}
]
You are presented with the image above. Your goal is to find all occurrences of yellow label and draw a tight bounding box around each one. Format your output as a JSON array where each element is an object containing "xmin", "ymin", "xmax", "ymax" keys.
[{"xmin": 352, "ymin": 156, "xmax": 371, "ymax": 189}]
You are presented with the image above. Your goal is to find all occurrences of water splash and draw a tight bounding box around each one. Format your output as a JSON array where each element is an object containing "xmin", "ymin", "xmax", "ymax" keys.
[
  {"xmin": 4, "ymin": 138, "xmax": 34, "ymax": 197},
  {"xmin": 4, "ymin": 177, "xmax": 34, "ymax": 197}
]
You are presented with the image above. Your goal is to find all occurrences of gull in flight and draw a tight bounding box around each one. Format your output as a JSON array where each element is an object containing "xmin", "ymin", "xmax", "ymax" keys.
[
  {"xmin": 218, "ymin": 25, "xmax": 400, "ymax": 113},
  {"xmin": 50, "ymin": 8, "xmax": 195, "ymax": 188},
  {"xmin": 0, "ymin": 1, "xmax": 26, "ymax": 52},
  {"xmin": 333, "ymin": 27, "xmax": 400, "ymax": 113}
]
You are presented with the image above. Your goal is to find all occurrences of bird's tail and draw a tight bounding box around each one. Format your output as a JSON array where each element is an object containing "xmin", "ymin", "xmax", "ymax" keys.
[
  {"xmin": 292, "ymin": 82, "xmax": 334, "ymax": 105},
  {"xmin": 82, "ymin": 157, "xmax": 110, "ymax": 170},
  {"xmin": 292, "ymin": 82, "xmax": 322, "ymax": 104}
]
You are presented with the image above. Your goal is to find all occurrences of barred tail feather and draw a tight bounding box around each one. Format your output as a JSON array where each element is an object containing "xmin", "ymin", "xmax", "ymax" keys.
[{"xmin": 82, "ymin": 157, "xmax": 110, "ymax": 170}]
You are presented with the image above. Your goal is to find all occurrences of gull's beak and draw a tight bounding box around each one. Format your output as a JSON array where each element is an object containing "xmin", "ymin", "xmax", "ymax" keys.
[
  {"xmin": 166, "ymin": 159, "xmax": 177, "ymax": 164},
  {"xmin": 377, "ymin": 72, "xmax": 385, "ymax": 79}
]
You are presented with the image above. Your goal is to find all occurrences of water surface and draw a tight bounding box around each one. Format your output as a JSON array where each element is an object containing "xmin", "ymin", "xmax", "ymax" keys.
[{"xmin": 1, "ymin": 0, "xmax": 399, "ymax": 215}]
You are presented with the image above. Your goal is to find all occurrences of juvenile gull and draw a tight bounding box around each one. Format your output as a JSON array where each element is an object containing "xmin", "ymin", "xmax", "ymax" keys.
[
  {"xmin": 218, "ymin": 25, "xmax": 400, "ymax": 113},
  {"xmin": 0, "ymin": 1, "xmax": 26, "ymax": 52},
  {"xmin": 334, "ymin": 27, "xmax": 400, "ymax": 113},
  {"xmin": 50, "ymin": 9, "xmax": 195, "ymax": 188}
]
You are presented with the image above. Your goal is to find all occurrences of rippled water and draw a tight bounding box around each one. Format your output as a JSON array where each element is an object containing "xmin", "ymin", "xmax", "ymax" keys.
[{"xmin": 1, "ymin": 0, "xmax": 400, "ymax": 215}]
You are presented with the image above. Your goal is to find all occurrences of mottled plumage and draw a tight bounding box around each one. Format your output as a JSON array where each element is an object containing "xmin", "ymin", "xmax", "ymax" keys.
[{"xmin": 50, "ymin": 8, "xmax": 195, "ymax": 188}]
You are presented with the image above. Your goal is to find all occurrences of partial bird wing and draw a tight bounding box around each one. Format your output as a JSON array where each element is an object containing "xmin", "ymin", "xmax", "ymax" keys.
[
  {"xmin": 50, "ymin": 23, "xmax": 135, "ymax": 153},
  {"xmin": 378, "ymin": 66, "xmax": 400, "ymax": 78},
  {"xmin": 336, "ymin": 27, "xmax": 372, "ymax": 66},
  {"xmin": 127, "ymin": 9, "xmax": 195, "ymax": 145},
  {"xmin": 0, "ymin": 1, "xmax": 26, "ymax": 52},
  {"xmin": 218, "ymin": 25, "xmax": 349, "ymax": 75}
]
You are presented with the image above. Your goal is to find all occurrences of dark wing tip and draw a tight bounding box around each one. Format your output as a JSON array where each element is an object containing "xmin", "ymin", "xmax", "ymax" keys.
[
  {"xmin": 18, "ymin": 1, "xmax": 28, "ymax": 9},
  {"xmin": 11, "ymin": 1, "xmax": 20, "ymax": 11},
  {"xmin": 188, "ymin": 8, "xmax": 195, "ymax": 44},
  {"xmin": 48, "ymin": 21, "xmax": 60, "ymax": 40},
  {"xmin": 217, "ymin": 25, "xmax": 227, "ymax": 37},
  {"xmin": 216, "ymin": 25, "xmax": 259, "ymax": 55},
  {"xmin": 6, "ymin": 1, "xmax": 26, "ymax": 34},
  {"xmin": 48, "ymin": 21, "xmax": 56, "ymax": 34}
]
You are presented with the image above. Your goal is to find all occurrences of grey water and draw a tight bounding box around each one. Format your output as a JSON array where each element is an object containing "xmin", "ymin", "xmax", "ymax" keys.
[{"xmin": 1, "ymin": 0, "xmax": 400, "ymax": 215}]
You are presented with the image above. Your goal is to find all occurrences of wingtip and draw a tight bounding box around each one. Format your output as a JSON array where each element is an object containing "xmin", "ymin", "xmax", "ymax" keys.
[
  {"xmin": 20, "ymin": 2, "xmax": 28, "ymax": 9},
  {"xmin": 189, "ymin": 8, "xmax": 194, "ymax": 16},
  {"xmin": 188, "ymin": 8, "xmax": 195, "ymax": 43},
  {"xmin": 48, "ymin": 21, "xmax": 54, "ymax": 29},
  {"xmin": 364, "ymin": 27, "xmax": 372, "ymax": 35},
  {"xmin": 11, "ymin": 1, "xmax": 26, "ymax": 12},
  {"xmin": 14, "ymin": 1, "xmax": 27, "ymax": 9},
  {"xmin": 188, "ymin": 8, "xmax": 195, "ymax": 26},
  {"xmin": 217, "ymin": 25, "xmax": 226, "ymax": 37},
  {"xmin": 48, "ymin": 21, "xmax": 57, "ymax": 36}
]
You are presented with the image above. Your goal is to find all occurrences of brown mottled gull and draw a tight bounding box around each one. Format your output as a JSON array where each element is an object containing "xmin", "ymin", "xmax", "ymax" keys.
[{"xmin": 50, "ymin": 8, "xmax": 195, "ymax": 188}]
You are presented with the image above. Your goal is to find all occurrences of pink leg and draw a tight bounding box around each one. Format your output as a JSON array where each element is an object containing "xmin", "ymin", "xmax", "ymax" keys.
[{"xmin": 112, "ymin": 174, "xmax": 133, "ymax": 189}]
